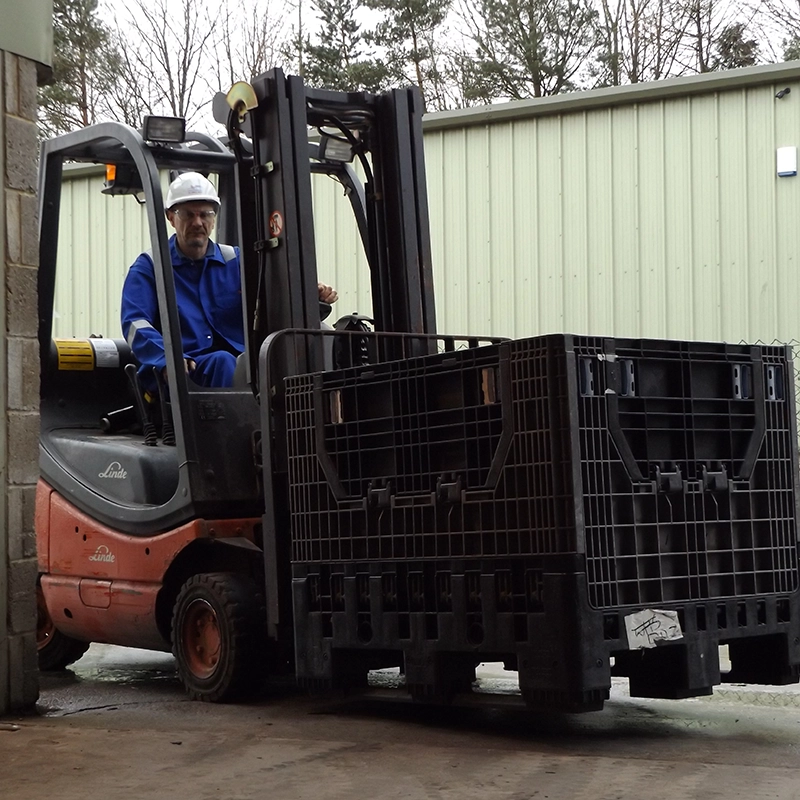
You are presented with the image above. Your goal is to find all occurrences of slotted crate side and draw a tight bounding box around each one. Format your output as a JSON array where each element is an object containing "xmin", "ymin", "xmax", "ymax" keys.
[
  {"xmin": 295, "ymin": 557, "xmax": 551, "ymax": 646},
  {"xmin": 574, "ymin": 338, "xmax": 800, "ymax": 609},
  {"xmin": 287, "ymin": 334, "xmax": 800, "ymax": 610},
  {"xmin": 291, "ymin": 556, "xmax": 612, "ymax": 710},
  {"xmin": 286, "ymin": 336, "xmax": 584, "ymax": 564}
]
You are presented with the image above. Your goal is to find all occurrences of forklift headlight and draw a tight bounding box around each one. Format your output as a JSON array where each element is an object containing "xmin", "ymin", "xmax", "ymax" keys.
[{"xmin": 141, "ymin": 116, "xmax": 186, "ymax": 144}]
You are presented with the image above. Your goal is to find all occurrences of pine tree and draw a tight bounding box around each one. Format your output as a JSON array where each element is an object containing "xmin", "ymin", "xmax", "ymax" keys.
[
  {"xmin": 38, "ymin": 0, "xmax": 122, "ymax": 136},
  {"xmin": 457, "ymin": 0, "xmax": 599, "ymax": 102},
  {"xmin": 303, "ymin": 0, "xmax": 387, "ymax": 92},
  {"xmin": 710, "ymin": 21, "xmax": 759, "ymax": 70},
  {"xmin": 364, "ymin": 0, "xmax": 451, "ymax": 110}
]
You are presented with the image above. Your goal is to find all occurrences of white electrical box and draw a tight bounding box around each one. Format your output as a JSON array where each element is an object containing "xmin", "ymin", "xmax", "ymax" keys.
[{"xmin": 777, "ymin": 146, "xmax": 797, "ymax": 177}]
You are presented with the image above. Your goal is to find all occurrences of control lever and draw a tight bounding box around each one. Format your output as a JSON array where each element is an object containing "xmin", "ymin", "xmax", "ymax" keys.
[
  {"xmin": 152, "ymin": 367, "xmax": 176, "ymax": 446},
  {"xmin": 100, "ymin": 404, "xmax": 137, "ymax": 434},
  {"xmin": 124, "ymin": 363, "xmax": 158, "ymax": 446}
]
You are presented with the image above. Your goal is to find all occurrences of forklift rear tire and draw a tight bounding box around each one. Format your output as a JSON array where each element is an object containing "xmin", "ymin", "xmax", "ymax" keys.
[
  {"xmin": 171, "ymin": 572, "xmax": 265, "ymax": 702},
  {"xmin": 36, "ymin": 584, "xmax": 90, "ymax": 671}
]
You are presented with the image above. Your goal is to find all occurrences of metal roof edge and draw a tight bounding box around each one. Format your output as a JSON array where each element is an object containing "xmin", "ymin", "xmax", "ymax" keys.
[
  {"xmin": 422, "ymin": 61, "xmax": 800, "ymax": 131},
  {"xmin": 62, "ymin": 162, "xmax": 107, "ymax": 179}
]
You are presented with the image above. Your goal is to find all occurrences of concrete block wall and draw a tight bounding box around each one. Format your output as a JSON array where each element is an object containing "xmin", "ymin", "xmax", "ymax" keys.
[{"xmin": 0, "ymin": 50, "xmax": 40, "ymax": 715}]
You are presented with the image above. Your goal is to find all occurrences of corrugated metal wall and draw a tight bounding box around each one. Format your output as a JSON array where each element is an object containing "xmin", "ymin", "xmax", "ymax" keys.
[
  {"xmin": 422, "ymin": 66, "xmax": 800, "ymax": 344},
  {"xmin": 53, "ymin": 64, "xmax": 800, "ymax": 348},
  {"xmin": 53, "ymin": 169, "xmax": 152, "ymax": 339}
]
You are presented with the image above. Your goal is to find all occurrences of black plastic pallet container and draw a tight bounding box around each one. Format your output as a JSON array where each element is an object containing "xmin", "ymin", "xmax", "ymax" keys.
[{"xmin": 285, "ymin": 334, "xmax": 800, "ymax": 711}]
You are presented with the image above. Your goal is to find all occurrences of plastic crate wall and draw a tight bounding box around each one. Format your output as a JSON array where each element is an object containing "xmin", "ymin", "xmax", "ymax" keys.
[
  {"xmin": 576, "ymin": 338, "xmax": 799, "ymax": 608},
  {"xmin": 287, "ymin": 337, "xmax": 579, "ymax": 565},
  {"xmin": 286, "ymin": 334, "xmax": 800, "ymax": 611}
]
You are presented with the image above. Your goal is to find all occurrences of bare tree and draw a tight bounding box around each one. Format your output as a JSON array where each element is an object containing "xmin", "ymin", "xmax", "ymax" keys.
[
  {"xmin": 594, "ymin": 0, "xmax": 693, "ymax": 85},
  {"xmin": 677, "ymin": 0, "xmax": 759, "ymax": 73},
  {"xmin": 757, "ymin": 0, "xmax": 800, "ymax": 61},
  {"xmin": 687, "ymin": 0, "xmax": 718, "ymax": 71},
  {"xmin": 107, "ymin": 0, "xmax": 217, "ymax": 127},
  {"xmin": 211, "ymin": 0, "xmax": 289, "ymax": 88},
  {"xmin": 103, "ymin": 35, "xmax": 156, "ymax": 127},
  {"xmin": 416, "ymin": 28, "xmax": 459, "ymax": 109}
]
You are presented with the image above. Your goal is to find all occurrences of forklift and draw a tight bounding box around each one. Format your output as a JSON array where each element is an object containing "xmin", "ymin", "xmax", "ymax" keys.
[
  {"xmin": 36, "ymin": 69, "xmax": 800, "ymax": 710},
  {"xmin": 35, "ymin": 68, "xmax": 452, "ymax": 701}
]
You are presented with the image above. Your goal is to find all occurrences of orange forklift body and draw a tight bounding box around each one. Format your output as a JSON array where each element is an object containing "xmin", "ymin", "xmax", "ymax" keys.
[{"xmin": 36, "ymin": 480, "xmax": 259, "ymax": 651}]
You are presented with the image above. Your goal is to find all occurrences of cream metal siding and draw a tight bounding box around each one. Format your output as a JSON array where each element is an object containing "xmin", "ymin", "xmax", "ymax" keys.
[
  {"xmin": 52, "ymin": 168, "xmax": 151, "ymax": 339},
  {"xmin": 311, "ymin": 172, "xmax": 370, "ymax": 321},
  {"xmin": 53, "ymin": 63, "xmax": 800, "ymax": 347},
  {"xmin": 424, "ymin": 63, "xmax": 800, "ymax": 344}
]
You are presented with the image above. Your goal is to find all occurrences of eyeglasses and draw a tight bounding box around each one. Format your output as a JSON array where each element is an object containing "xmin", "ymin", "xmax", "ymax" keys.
[{"xmin": 173, "ymin": 208, "xmax": 217, "ymax": 221}]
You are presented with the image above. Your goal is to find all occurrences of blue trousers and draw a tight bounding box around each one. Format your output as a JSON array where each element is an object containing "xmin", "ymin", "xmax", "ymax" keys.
[{"xmin": 192, "ymin": 350, "xmax": 238, "ymax": 387}]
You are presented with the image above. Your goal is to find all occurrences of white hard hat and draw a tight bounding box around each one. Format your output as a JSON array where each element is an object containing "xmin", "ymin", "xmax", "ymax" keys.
[{"xmin": 165, "ymin": 172, "xmax": 220, "ymax": 210}]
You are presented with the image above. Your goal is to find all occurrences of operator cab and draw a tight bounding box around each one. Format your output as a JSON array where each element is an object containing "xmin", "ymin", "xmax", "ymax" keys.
[{"xmin": 38, "ymin": 117, "xmax": 261, "ymax": 535}]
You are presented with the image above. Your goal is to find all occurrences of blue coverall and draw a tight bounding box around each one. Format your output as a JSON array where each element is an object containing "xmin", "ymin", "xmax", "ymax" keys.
[{"xmin": 121, "ymin": 235, "xmax": 244, "ymax": 388}]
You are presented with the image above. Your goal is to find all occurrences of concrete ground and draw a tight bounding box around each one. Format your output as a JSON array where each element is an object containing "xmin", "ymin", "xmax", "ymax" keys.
[{"xmin": 2, "ymin": 645, "xmax": 800, "ymax": 800}]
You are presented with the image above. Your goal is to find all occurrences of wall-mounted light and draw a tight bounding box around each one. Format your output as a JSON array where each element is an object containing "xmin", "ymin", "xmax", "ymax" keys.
[{"xmin": 777, "ymin": 146, "xmax": 797, "ymax": 177}]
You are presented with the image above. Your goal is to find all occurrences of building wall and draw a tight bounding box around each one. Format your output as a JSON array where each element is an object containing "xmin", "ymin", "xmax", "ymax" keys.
[
  {"xmin": 0, "ymin": 51, "xmax": 40, "ymax": 715},
  {"xmin": 51, "ymin": 167, "xmax": 151, "ymax": 340},
  {"xmin": 421, "ymin": 62, "xmax": 800, "ymax": 345},
  {"xmin": 52, "ymin": 63, "xmax": 800, "ymax": 351}
]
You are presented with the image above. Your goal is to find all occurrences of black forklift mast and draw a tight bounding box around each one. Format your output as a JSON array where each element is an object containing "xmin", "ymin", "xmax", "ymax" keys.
[
  {"xmin": 229, "ymin": 68, "xmax": 437, "ymax": 386},
  {"xmin": 225, "ymin": 69, "xmax": 439, "ymax": 641}
]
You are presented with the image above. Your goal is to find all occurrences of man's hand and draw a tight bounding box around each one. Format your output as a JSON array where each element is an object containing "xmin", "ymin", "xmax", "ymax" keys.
[{"xmin": 318, "ymin": 283, "xmax": 338, "ymax": 304}]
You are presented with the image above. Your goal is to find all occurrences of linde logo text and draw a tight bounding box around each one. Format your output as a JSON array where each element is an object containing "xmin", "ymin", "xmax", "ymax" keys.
[
  {"xmin": 98, "ymin": 461, "xmax": 127, "ymax": 479},
  {"xmin": 88, "ymin": 545, "xmax": 116, "ymax": 563}
]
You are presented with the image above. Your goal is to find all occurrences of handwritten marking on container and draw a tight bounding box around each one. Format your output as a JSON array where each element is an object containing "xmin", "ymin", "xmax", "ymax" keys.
[{"xmin": 624, "ymin": 609, "xmax": 683, "ymax": 650}]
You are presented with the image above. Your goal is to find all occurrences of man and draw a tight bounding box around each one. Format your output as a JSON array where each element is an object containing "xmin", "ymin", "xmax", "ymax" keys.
[{"xmin": 121, "ymin": 172, "xmax": 337, "ymax": 388}]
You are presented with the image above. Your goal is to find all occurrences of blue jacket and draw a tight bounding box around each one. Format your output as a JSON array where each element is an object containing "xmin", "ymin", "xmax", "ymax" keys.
[{"xmin": 121, "ymin": 236, "xmax": 244, "ymax": 376}]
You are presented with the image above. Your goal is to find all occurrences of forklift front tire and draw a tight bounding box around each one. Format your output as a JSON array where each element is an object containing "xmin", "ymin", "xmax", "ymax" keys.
[
  {"xmin": 36, "ymin": 584, "xmax": 90, "ymax": 671},
  {"xmin": 171, "ymin": 572, "xmax": 265, "ymax": 702}
]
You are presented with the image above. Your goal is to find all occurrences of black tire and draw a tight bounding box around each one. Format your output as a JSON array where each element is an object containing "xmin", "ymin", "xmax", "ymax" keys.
[
  {"xmin": 36, "ymin": 584, "xmax": 90, "ymax": 671},
  {"xmin": 171, "ymin": 572, "xmax": 266, "ymax": 702}
]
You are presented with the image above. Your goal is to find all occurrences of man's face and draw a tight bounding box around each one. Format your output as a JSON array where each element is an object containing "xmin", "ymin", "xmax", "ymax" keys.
[{"xmin": 167, "ymin": 201, "xmax": 217, "ymax": 260}]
